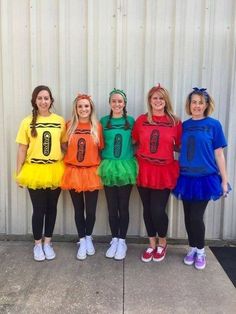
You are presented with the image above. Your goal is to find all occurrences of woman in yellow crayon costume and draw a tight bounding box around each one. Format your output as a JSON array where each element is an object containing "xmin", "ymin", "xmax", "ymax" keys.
[{"xmin": 15, "ymin": 85, "xmax": 67, "ymax": 261}]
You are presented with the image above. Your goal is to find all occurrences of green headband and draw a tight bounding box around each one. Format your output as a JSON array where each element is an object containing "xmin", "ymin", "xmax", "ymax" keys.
[{"xmin": 109, "ymin": 88, "xmax": 127, "ymax": 104}]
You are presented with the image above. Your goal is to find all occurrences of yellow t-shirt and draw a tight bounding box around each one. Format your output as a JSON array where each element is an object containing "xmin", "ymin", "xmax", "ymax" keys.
[{"xmin": 16, "ymin": 113, "xmax": 67, "ymax": 164}]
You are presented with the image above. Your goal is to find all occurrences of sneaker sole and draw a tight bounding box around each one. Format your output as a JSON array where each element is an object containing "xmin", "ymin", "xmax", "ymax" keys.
[
  {"xmin": 114, "ymin": 255, "xmax": 126, "ymax": 260},
  {"xmin": 153, "ymin": 255, "xmax": 166, "ymax": 262},
  {"xmin": 141, "ymin": 257, "xmax": 153, "ymax": 262},
  {"xmin": 34, "ymin": 257, "xmax": 45, "ymax": 262},
  {"xmin": 184, "ymin": 259, "xmax": 195, "ymax": 266},
  {"xmin": 77, "ymin": 255, "xmax": 87, "ymax": 260},
  {"xmin": 45, "ymin": 255, "xmax": 56, "ymax": 260},
  {"xmin": 105, "ymin": 254, "xmax": 116, "ymax": 258},
  {"xmin": 195, "ymin": 264, "xmax": 206, "ymax": 270},
  {"xmin": 87, "ymin": 250, "xmax": 95, "ymax": 256}
]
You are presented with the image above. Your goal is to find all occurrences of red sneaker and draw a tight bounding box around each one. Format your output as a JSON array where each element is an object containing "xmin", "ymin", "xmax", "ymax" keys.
[
  {"xmin": 141, "ymin": 247, "xmax": 155, "ymax": 262},
  {"xmin": 153, "ymin": 245, "xmax": 167, "ymax": 262}
]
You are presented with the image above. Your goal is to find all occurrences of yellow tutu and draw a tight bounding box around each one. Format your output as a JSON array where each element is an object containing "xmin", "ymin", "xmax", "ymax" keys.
[{"xmin": 15, "ymin": 161, "xmax": 65, "ymax": 189}]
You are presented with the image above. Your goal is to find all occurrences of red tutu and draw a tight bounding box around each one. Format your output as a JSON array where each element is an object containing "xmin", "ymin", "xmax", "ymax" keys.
[
  {"xmin": 137, "ymin": 157, "xmax": 179, "ymax": 189},
  {"xmin": 61, "ymin": 164, "xmax": 103, "ymax": 193}
]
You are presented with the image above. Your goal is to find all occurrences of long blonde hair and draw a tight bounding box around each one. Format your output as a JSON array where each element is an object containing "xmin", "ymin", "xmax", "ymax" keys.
[
  {"xmin": 147, "ymin": 85, "xmax": 179, "ymax": 125},
  {"xmin": 67, "ymin": 94, "xmax": 100, "ymax": 144}
]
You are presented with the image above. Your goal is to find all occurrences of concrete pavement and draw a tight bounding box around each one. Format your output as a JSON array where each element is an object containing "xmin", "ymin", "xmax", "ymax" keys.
[{"xmin": 0, "ymin": 241, "xmax": 235, "ymax": 314}]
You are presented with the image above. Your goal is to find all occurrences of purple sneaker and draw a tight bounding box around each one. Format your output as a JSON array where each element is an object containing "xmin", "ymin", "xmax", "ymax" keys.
[
  {"xmin": 183, "ymin": 248, "xmax": 196, "ymax": 265},
  {"xmin": 195, "ymin": 253, "xmax": 206, "ymax": 270}
]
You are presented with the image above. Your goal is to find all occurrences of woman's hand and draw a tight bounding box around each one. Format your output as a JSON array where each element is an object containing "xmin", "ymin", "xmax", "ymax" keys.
[
  {"xmin": 16, "ymin": 144, "xmax": 28, "ymax": 175},
  {"xmin": 214, "ymin": 147, "xmax": 228, "ymax": 198},
  {"xmin": 221, "ymin": 181, "xmax": 228, "ymax": 197}
]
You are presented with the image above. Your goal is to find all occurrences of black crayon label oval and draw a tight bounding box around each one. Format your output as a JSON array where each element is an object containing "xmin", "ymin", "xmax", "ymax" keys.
[
  {"xmin": 114, "ymin": 134, "xmax": 122, "ymax": 158},
  {"xmin": 187, "ymin": 135, "xmax": 195, "ymax": 161},
  {"xmin": 150, "ymin": 129, "xmax": 159, "ymax": 153},
  {"xmin": 42, "ymin": 131, "xmax": 51, "ymax": 156},
  {"xmin": 77, "ymin": 138, "xmax": 86, "ymax": 162}
]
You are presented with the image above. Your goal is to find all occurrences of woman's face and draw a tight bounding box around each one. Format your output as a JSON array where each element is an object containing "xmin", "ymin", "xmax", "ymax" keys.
[
  {"xmin": 76, "ymin": 98, "xmax": 91, "ymax": 121},
  {"xmin": 109, "ymin": 93, "xmax": 125, "ymax": 117},
  {"xmin": 35, "ymin": 90, "xmax": 52, "ymax": 116},
  {"xmin": 190, "ymin": 94, "xmax": 207, "ymax": 119},
  {"xmin": 150, "ymin": 91, "xmax": 165, "ymax": 115}
]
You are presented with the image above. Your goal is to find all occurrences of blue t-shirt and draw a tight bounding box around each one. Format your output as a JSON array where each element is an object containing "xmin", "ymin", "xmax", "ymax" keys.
[{"xmin": 179, "ymin": 117, "xmax": 227, "ymax": 177}]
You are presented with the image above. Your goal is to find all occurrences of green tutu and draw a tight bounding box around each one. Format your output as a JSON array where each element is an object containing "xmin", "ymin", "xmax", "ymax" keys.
[{"xmin": 98, "ymin": 158, "xmax": 138, "ymax": 186}]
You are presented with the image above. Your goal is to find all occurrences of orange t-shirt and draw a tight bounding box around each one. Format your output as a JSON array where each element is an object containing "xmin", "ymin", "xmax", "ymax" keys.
[{"xmin": 64, "ymin": 122, "xmax": 104, "ymax": 167}]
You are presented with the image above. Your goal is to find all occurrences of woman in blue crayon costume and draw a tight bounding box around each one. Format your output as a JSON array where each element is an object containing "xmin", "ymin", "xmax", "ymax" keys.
[
  {"xmin": 173, "ymin": 87, "xmax": 230, "ymax": 270},
  {"xmin": 99, "ymin": 88, "xmax": 138, "ymax": 260}
]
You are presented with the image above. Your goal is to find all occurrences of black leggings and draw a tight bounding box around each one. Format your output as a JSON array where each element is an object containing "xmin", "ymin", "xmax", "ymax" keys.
[
  {"xmin": 70, "ymin": 189, "xmax": 98, "ymax": 238},
  {"xmin": 104, "ymin": 185, "xmax": 132, "ymax": 239},
  {"xmin": 183, "ymin": 200, "xmax": 208, "ymax": 249},
  {"xmin": 138, "ymin": 187, "xmax": 170, "ymax": 238},
  {"xmin": 28, "ymin": 188, "xmax": 61, "ymax": 241}
]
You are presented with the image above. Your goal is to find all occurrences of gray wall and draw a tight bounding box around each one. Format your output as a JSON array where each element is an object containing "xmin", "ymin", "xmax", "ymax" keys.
[{"xmin": 0, "ymin": 0, "xmax": 235, "ymax": 239}]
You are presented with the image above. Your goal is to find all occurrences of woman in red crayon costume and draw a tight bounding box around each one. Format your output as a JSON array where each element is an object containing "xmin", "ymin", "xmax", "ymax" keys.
[
  {"xmin": 61, "ymin": 93, "xmax": 104, "ymax": 260},
  {"xmin": 133, "ymin": 84, "xmax": 182, "ymax": 262}
]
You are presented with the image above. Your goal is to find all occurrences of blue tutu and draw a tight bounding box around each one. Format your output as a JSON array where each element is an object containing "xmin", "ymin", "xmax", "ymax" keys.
[{"xmin": 172, "ymin": 174, "xmax": 230, "ymax": 201}]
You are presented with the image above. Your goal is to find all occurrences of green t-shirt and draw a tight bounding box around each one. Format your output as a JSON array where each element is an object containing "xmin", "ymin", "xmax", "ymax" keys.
[{"xmin": 100, "ymin": 115, "xmax": 135, "ymax": 160}]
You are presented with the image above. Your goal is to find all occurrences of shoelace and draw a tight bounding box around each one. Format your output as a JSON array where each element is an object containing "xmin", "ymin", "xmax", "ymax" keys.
[
  {"xmin": 157, "ymin": 246, "xmax": 165, "ymax": 254},
  {"xmin": 110, "ymin": 239, "xmax": 118, "ymax": 245},
  {"xmin": 196, "ymin": 254, "xmax": 205, "ymax": 261},
  {"xmin": 187, "ymin": 249, "xmax": 196, "ymax": 257},
  {"xmin": 146, "ymin": 248, "xmax": 154, "ymax": 253}
]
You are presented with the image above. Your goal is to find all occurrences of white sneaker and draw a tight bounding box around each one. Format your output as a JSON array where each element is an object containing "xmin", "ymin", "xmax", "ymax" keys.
[
  {"xmin": 33, "ymin": 243, "xmax": 45, "ymax": 261},
  {"xmin": 114, "ymin": 239, "xmax": 127, "ymax": 260},
  {"xmin": 43, "ymin": 243, "xmax": 56, "ymax": 260},
  {"xmin": 105, "ymin": 237, "xmax": 118, "ymax": 258},
  {"xmin": 77, "ymin": 238, "xmax": 87, "ymax": 260},
  {"xmin": 86, "ymin": 235, "xmax": 95, "ymax": 255}
]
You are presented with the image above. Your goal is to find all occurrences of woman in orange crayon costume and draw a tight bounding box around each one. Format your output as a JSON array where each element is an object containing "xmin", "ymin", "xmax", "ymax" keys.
[
  {"xmin": 15, "ymin": 85, "xmax": 67, "ymax": 261},
  {"xmin": 61, "ymin": 94, "xmax": 104, "ymax": 260},
  {"xmin": 133, "ymin": 84, "xmax": 182, "ymax": 262}
]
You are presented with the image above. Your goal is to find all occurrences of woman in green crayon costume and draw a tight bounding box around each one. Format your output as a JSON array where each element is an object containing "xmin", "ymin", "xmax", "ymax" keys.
[{"xmin": 99, "ymin": 89, "xmax": 137, "ymax": 260}]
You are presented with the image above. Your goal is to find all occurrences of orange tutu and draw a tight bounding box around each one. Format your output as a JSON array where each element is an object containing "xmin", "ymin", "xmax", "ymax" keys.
[
  {"xmin": 61, "ymin": 164, "xmax": 103, "ymax": 193},
  {"xmin": 137, "ymin": 157, "xmax": 179, "ymax": 190}
]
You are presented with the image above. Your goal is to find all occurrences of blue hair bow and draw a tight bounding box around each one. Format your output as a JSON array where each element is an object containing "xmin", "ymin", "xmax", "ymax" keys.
[
  {"xmin": 192, "ymin": 87, "xmax": 209, "ymax": 101},
  {"xmin": 193, "ymin": 87, "xmax": 207, "ymax": 93}
]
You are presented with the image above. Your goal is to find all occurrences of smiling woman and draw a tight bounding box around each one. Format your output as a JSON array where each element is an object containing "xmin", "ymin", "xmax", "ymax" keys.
[
  {"xmin": 173, "ymin": 87, "xmax": 230, "ymax": 270},
  {"xmin": 189, "ymin": 94, "xmax": 208, "ymax": 120},
  {"xmin": 15, "ymin": 85, "xmax": 67, "ymax": 262},
  {"xmin": 98, "ymin": 88, "xmax": 138, "ymax": 261},
  {"xmin": 60, "ymin": 93, "xmax": 104, "ymax": 260},
  {"xmin": 76, "ymin": 98, "xmax": 92, "ymax": 122},
  {"xmin": 132, "ymin": 84, "xmax": 182, "ymax": 263},
  {"xmin": 35, "ymin": 90, "xmax": 52, "ymax": 116}
]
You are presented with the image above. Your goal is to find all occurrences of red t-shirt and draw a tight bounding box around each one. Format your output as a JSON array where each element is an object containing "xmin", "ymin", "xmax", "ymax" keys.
[{"xmin": 132, "ymin": 114, "xmax": 182, "ymax": 165}]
